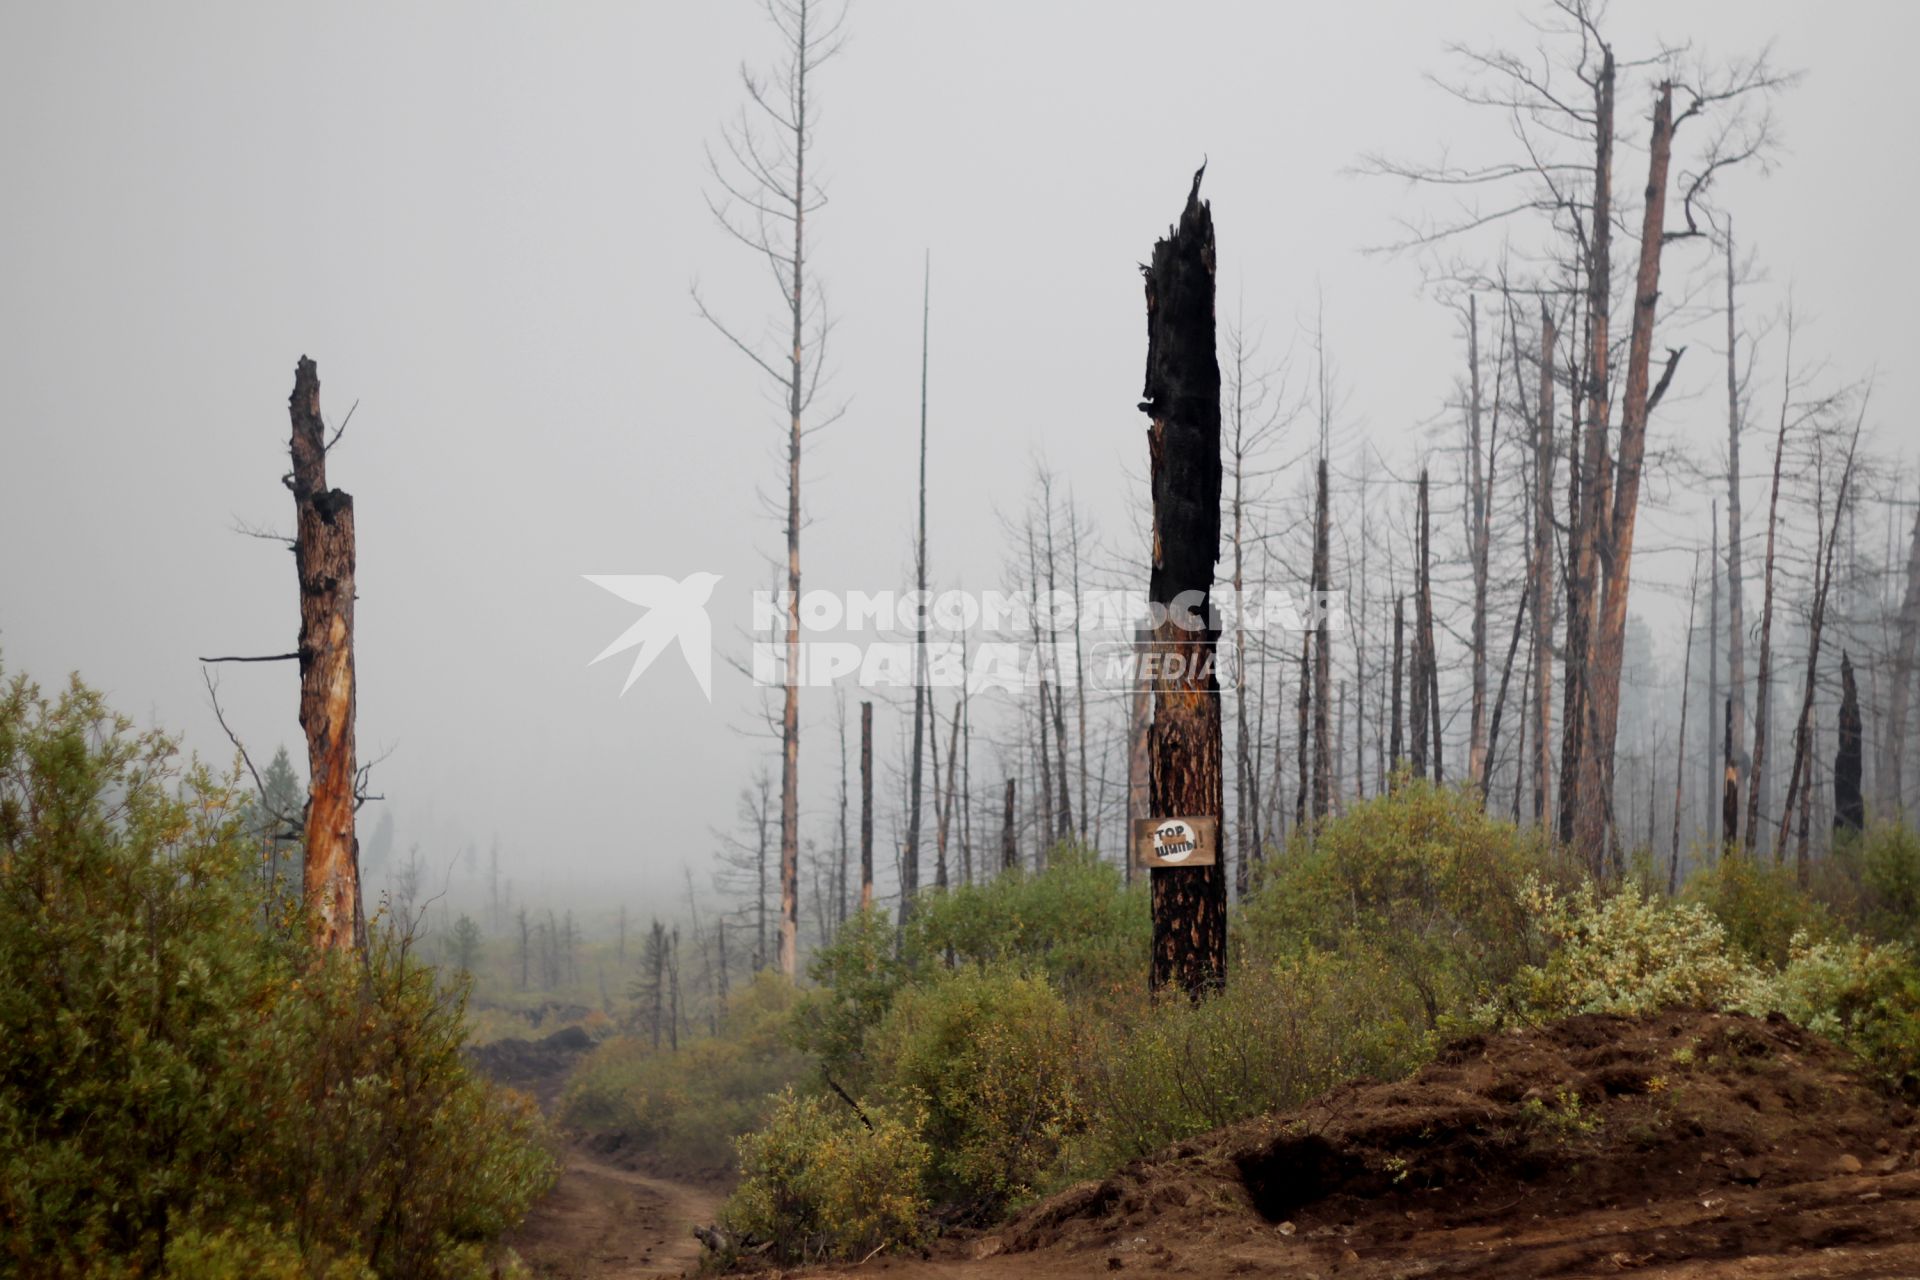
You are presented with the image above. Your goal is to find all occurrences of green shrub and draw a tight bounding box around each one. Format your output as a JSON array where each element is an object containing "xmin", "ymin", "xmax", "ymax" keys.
[
  {"xmin": 792, "ymin": 906, "xmax": 907, "ymax": 1092},
  {"xmin": 1858, "ymin": 823, "xmax": 1920, "ymax": 943},
  {"xmin": 1074, "ymin": 950, "xmax": 1430, "ymax": 1172},
  {"xmin": 1498, "ymin": 879, "xmax": 1751, "ymax": 1020},
  {"xmin": 0, "ymin": 669, "xmax": 552, "ymax": 1278},
  {"xmin": 865, "ymin": 963, "xmax": 1080, "ymax": 1215},
  {"xmin": 560, "ymin": 970, "xmax": 806, "ymax": 1172},
  {"xmin": 1243, "ymin": 779, "xmax": 1551, "ymax": 1027},
  {"xmin": 1685, "ymin": 854, "xmax": 1839, "ymax": 964},
  {"xmin": 160, "ymin": 1224, "xmax": 371, "ymax": 1280},
  {"xmin": 721, "ymin": 1089, "xmax": 929, "ymax": 1264},
  {"xmin": 1740, "ymin": 931, "xmax": 1920, "ymax": 1083},
  {"xmin": 902, "ymin": 846, "xmax": 1149, "ymax": 1001}
]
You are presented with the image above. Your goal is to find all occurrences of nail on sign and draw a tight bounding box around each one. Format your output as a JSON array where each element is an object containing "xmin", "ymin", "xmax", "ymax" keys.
[{"xmin": 1131, "ymin": 815, "xmax": 1218, "ymax": 868}]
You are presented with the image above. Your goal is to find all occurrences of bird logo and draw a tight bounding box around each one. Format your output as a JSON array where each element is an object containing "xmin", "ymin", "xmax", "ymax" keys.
[{"xmin": 583, "ymin": 572, "xmax": 722, "ymax": 699}]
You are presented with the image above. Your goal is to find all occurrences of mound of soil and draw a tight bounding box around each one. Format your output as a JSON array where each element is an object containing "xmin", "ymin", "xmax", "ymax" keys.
[{"xmin": 985, "ymin": 1010, "xmax": 1920, "ymax": 1278}]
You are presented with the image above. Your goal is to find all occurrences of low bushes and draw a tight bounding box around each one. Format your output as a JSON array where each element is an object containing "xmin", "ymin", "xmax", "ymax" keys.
[
  {"xmin": 1241, "ymin": 778, "xmax": 1555, "ymax": 1029},
  {"xmin": 1499, "ymin": 876, "xmax": 1920, "ymax": 1085},
  {"xmin": 865, "ymin": 964, "xmax": 1080, "ymax": 1216},
  {"xmin": 721, "ymin": 1090, "xmax": 928, "ymax": 1263},
  {"xmin": 1073, "ymin": 949, "xmax": 1430, "ymax": 1173},
  {"xmin": 690, "ymin": 781, "xmax": 1920, "ymax": 1265},
  {"xmin": 0, "ymin": 670, "xmax": 552, "ymax": 1279},
  {"xmin": 560, "ymin": 970, "xmax": 808, "ymax": 1175}
]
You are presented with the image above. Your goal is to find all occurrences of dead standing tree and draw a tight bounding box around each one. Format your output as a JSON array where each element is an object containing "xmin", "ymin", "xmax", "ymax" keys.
[
  {"xmin": 289, "ymin": 357, "xmax": 361, "ymax": 952},
  {"xmin": 1362, "ymin": 1, "xmax": 1787, "ymax": 871},
  {"xmin": 695, "ymin": 0, "xmax": 848, "ymax": 978},
  {"xmin": 1139, "ymin": 168, "xmax": 1227, "ymax": 999}
]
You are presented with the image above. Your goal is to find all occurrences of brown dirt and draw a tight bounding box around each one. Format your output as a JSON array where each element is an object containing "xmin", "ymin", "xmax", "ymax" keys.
[
  {"xmin": 508, "ymin": 1149, "xmax": 724, "ymax": 1280},
  {"xmin": 809, "ymin": 1010, "xmax": 1920, "ymax": 1279},
  {"xmin": 472, "ymin": 1027, "xmax": 727, "ymax": 1278}
]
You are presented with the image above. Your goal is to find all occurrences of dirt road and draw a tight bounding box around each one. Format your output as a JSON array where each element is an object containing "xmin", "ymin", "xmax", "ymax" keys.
[{"xmin": 508, "ymin": 1148, "xmax": 724, "ymax": 1280}]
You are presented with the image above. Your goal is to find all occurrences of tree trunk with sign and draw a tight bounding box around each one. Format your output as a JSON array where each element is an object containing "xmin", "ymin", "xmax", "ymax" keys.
[{"xmin": 1139, "ymin": 168, "xmax": 1226, "ymax": 999}]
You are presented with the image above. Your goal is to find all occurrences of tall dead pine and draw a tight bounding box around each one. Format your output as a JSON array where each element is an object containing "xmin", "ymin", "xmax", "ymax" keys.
[
  {"xmin": 289, "ymin": 357, "xmax": 360, "ymax": 952},
  {"xmin": 1139, "ymin": 168, "xmax": 1227, "ymax": 999}
]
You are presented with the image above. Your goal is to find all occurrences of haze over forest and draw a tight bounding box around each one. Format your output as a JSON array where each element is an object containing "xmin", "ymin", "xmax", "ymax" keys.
[{"xmin": 3, "ymin": 0, "xmax": 1916, "ymax": 926}]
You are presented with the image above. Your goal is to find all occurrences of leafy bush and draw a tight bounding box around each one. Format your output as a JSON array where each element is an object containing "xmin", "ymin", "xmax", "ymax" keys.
[
  {"xmin": 1685, "ymin": 854, "xmax": 1839, "ymax": 964},
  {"xmin": 865, "ymin": 963, "xmax": 1080, "ymax": 1215},
  {"xmin": 1243, "ymin": 779, "xmax": 1552, "ymax": 1027},
  {"xmin": 721, "ymin": 1089, "xmax": 929, "ymax": 1264},
  {"xmin": 902, "ymin": 845, "xmax": 1149, "ymax": 1001},
  {"xmin": 1741, "ymin": 931, "xmax": 1920, "ymax": 1084},
  {"xmin": 1857, "ymin": 823, "xmax": 1920, "ymax": 943},
  {"xmin": 1499, "ymin": 879, "xmax": 1751, "ymax": 1019},
  {"xmin": 1500, "ymin": 876, "xmax": 1920, "ymax": 1084},
  {"xmin": 792, "ymin": 905, "xmax": 907, "ymax": 1092},
  {"xmin": 560, "ymin": 970, "xmax": 806, "ymax": 1173},
  {"xmin": 1074, "ymin": 950, "xmax": 1430, "ymax": 1172},
  {"xmin": 0, "ymin": 670, "xmax": 552, "ymax": 1278}
]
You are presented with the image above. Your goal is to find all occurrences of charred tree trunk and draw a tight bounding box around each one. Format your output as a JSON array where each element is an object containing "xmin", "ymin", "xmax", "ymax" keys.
[
  {"xmin": 289, "ymin": 357, "xmax": 360, "ymax": 953},
  {"xmin": 1414, "ymin": 470, "xmax": 1439, "ymax": 782},
  {"xmin": 1311, "ymin": 456, "xmax": 1333, "ymax": 822},
  {"xmin": 1294, "ymin": 624, "xmax": 1313, "ymax": 827},
  {"xmin": 1779, "ymin": 423, "xmax": 1861, "ymax": 878},
  {"xmin": 1000, "ymin": 778, "xmax": 1018, "ymax": 874},
  {"xmin": 1837, "ymin": 652, "xmax": 1864, "ymax": 836},
  {"xmin": 1140, "ymin": 168, "xmax": 1227, "ymax": 999},
  {"xmin": 1722, "ymin": 696, "xmax": 1740, "ymax": 858},
  {"xmin": 1482, "ymin": 577, "xmax": 1533, "ymax": 801},
  {"xmin": 859, "ymin": 700, "xmax": 874, "ymax": 910},
  {"xmin": 1391, "ymin": 594, "xmax": 1406, "ymax": 777},
  {"xmin": 1533, "ymin": 305, "xmax": 1557, "ymax": 828},
  {"xmin": 935, "ymin": 705, "xmax": 960, "ymax": 889}
]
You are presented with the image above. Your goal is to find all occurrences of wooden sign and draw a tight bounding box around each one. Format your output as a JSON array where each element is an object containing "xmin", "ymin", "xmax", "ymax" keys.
[{"xmin": 1132, "ymin": 815, "xmax": 1218, "ymax": 869}]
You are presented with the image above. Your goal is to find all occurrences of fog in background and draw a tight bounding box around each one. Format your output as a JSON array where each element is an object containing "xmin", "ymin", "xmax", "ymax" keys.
[{"xmin": 3, "ymin": 1, "xmax": 1914, "ymax": 918}]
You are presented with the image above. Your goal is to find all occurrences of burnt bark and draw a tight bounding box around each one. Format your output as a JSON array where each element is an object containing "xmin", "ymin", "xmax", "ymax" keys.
[
  {"xmin": 859, "ymin": 701, "xmax": 874, "ymax": 910},
  {"xmin": 1836, "ymin": 652, "xmax": 1864, "ymax": 835},
  {"xmin": 1391, "ymin": 594, "xmax": 1406, "ymax": 778},
  {"xmin": 1311, "ymin": 456, "xmax": 1333, "ymax": 823},
  {"xmin": 1000, "ymin": 778, "xmax": 1018, "ymax": 874},
  {"xmin": 1722, "ymin": 695, "xmax": 1740, "ymax": 858},
  {"xmin": 289, "ymin": 357, "xmax": 360, "ymax": 953},
  {"xmin": 1139, "ymin": 168, "xmax": 1227, "ymax": 999},
  {"xmin": 1533, "ymin": 304, "xmax": 1557, "ymax": 828}
]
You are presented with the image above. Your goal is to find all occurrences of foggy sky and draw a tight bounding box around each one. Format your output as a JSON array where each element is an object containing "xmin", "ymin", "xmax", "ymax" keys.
[{"xmin": 3, "ymin": 1, "xmax": 1914, "ymax": 914}]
